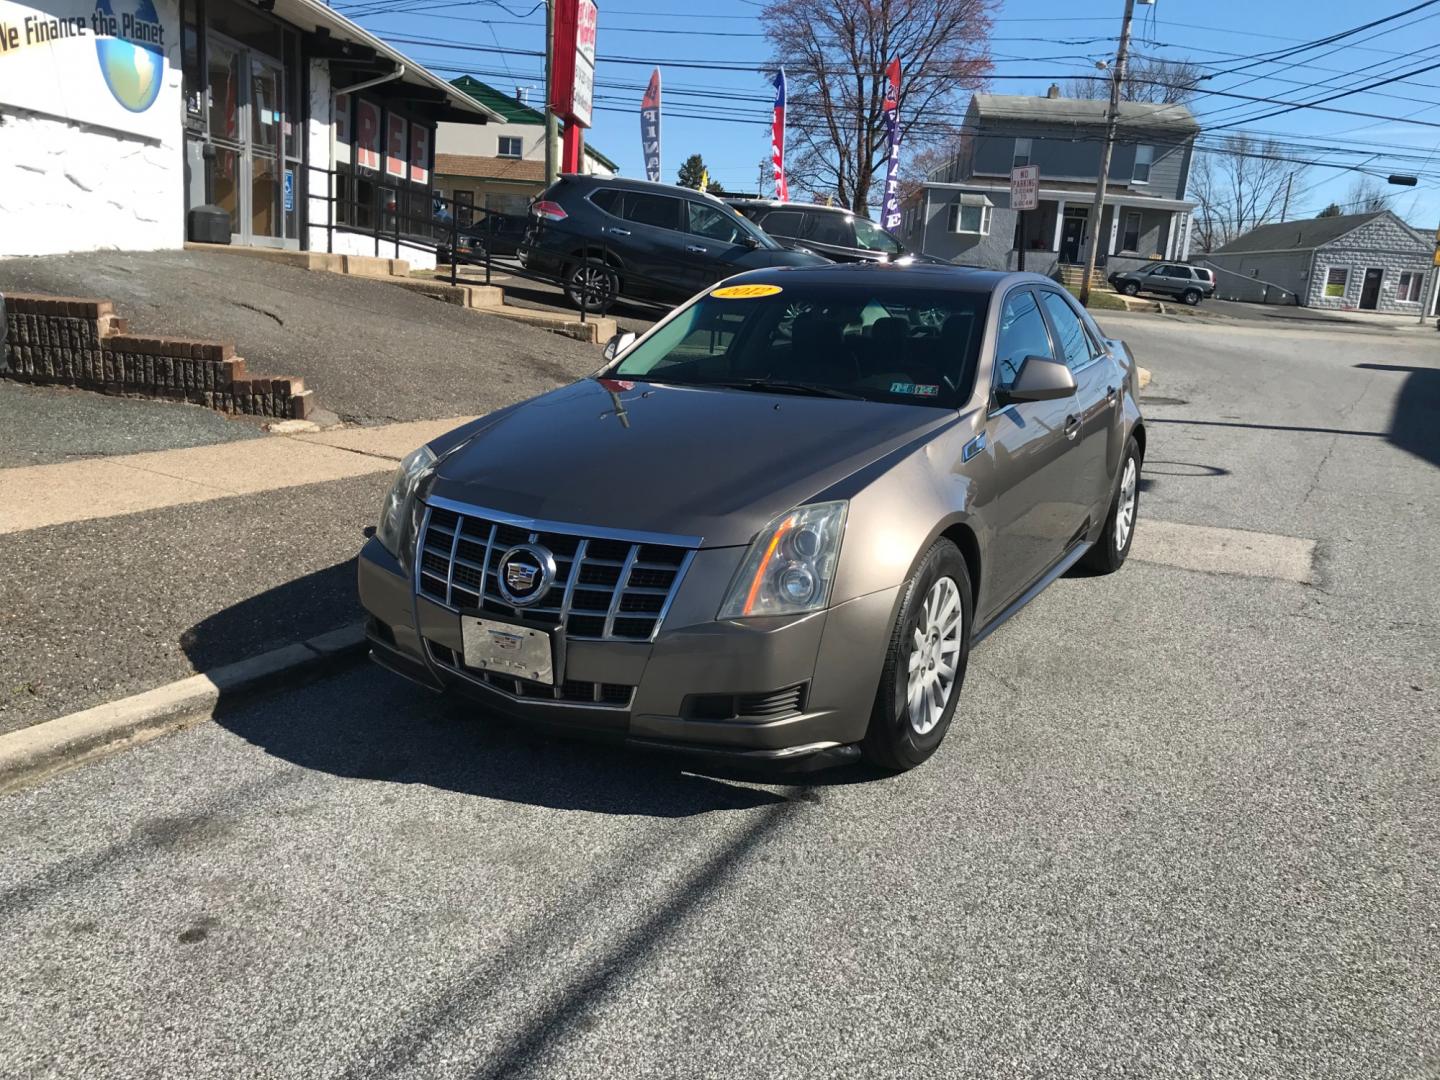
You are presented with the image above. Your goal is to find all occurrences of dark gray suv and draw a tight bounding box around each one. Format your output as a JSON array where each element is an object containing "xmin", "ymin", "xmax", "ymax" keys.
[
  {"xmin": 518, "ymin": 176, "xmax": 829, "ymax": 313},
  {"xmin": 357, "ymin": 264, "xmax": 1145, "ymax": 772},
  {"xmin": 1108, "ymin": 262, "xmax": 1214, "ymax": 305}
]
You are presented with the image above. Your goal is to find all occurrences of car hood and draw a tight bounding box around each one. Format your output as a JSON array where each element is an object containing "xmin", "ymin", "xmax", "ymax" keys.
[{"xmin": 428, "ymin": 379, "xmax": 953, "ymax": 547}]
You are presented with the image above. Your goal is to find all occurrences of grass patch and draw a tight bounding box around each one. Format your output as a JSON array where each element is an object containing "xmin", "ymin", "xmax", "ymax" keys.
[{"xmin": 1065, "ymin": 285, "xmax": 1127, "ymax": 311}]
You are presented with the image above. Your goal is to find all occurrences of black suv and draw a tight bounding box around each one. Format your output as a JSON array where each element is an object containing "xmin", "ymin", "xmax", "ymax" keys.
[
  {"xmin": 726, "ymin": 199, "xmax": 937, "ymax": 265},
  {"xmin": 1107, "ymin": 262, "xmax": 1215, "ymax": 305},
  {"xmin": 518, "ymin": 176, "xmax": 829, "ymax": 312}
]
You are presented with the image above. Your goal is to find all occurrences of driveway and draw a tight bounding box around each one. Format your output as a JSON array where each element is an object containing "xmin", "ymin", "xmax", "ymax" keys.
[{"xmin": 2, "ymin": 311, "xmax": 1436, "ymax": 1078}]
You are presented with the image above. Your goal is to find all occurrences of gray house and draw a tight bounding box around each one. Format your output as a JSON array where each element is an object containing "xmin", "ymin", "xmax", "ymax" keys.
[
  {"xmin": 1202, "ymin": 211, "xmax": 1436, "ymax": 314},
  {"xmin": 898, "ymin": 88, "xmax": 1200, "ymax": 274}
]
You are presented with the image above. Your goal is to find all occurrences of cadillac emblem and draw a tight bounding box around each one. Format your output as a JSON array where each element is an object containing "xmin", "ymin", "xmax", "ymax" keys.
[{"xmin": 496, "ymin": 544, "xmax": 556, "ymax": 606}]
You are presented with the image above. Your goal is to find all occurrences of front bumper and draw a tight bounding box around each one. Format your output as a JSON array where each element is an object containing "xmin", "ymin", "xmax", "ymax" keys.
[{"xmin": 357, "ymin": 537, "xmax": 897, "ymax": 761}]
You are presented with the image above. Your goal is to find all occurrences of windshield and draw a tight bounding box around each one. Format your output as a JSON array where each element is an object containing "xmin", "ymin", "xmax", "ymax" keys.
[
  {"xmin": 853, "ymin": 215, "xmax": 902, "ymax": 254},
  {"xmin": 608, "ymin": 283, "xmax": 989, "ymax": 408}
]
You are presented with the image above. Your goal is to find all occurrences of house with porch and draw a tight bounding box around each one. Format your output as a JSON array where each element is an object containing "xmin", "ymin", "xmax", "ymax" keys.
[{"xmin": 898, "ymin": 88, "xmax": 1200, "ymax": 276}]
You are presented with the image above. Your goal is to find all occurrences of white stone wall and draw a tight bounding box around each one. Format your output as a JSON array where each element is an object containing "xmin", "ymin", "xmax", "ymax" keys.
[
  {"xmin": 305, "ymin": 59, "xmax": 335, "ymax": 255},
  {"xmin": 1307, "ymin": 214, "xmax": 1434, "ymax": 313},
  {"xmin": 0, "ymin": 0, "xmax": 184, "ymax": 258}
]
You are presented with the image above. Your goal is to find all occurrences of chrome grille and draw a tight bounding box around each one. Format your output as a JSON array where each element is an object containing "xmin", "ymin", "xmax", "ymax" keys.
[{"xmin": 415, "ymin": 501, "xmax": 697, "ymax": 642}]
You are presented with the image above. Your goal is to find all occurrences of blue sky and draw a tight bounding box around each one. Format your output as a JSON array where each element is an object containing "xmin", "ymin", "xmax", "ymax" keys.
[{"xmin": 337, "ymin": 0, "xmax": 1440, "ymax": 227}]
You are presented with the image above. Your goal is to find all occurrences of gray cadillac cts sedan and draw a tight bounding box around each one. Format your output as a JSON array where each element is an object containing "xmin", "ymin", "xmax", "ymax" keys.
[{"xmin": 358, "ymin": 263, "xmax": 1144, "ymax": 771}]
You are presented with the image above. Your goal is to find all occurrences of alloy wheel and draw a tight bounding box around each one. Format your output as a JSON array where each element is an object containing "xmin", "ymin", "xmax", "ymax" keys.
[
  {"xmin": 1116, "ymin": 456, "xmax": 1138, "ymax": 550},
  {"xmin": 906, "ymin": 576, "xmax": 963, "ymax": 735}
]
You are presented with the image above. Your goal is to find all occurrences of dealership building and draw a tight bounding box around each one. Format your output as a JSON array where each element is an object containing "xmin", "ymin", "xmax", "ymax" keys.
[{"xmin": 0, "ymin": 0, "xmax": 502, "ymax": 263}]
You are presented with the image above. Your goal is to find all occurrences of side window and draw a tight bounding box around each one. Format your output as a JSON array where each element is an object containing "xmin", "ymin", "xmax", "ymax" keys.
[
  {"xmin": 589, "ymin": 188, "xmax": 621, "ymax": 214},
  {"xmin": 1038, "ymin": 291, "xmax": 1093, "ymax": 373},
  {"xmin": 622, "ymin": 193, "xmax": 682, "ymax": 231},
  {"xmin": 687, "ymin": 202, "xmax": 742, "ymax": 244},
  {"xmin": 803, "ymin": 212, "xmax": 854, "ymax": 247},
  {"xmin": 759, "ymin": 210, "xmax": 804, "ymax": 238},
  {"xmin": 993, "ymin": 289, "xmax": 1053, "ymax": 393},
  {"xmin": 1160, "ymin": 264, "xmax": 1188, "ymax": 279}
]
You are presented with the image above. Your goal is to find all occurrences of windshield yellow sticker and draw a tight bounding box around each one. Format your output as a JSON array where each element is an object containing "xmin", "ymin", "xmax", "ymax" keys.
[{"xmin": 711, "ymin": 283, "xmax": 783, "ymax": 299}]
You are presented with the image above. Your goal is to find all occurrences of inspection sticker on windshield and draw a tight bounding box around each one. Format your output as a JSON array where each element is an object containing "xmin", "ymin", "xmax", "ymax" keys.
[
  {"xmin": 890, "ymin": 381, "xmax": 939, "ymax": 397},
  {"xmin": 711, "ymin": 283, "xmax": 783, "ymax": 299}
]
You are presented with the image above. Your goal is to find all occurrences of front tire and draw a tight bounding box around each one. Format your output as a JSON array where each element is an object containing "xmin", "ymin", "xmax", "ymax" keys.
[
  {"xmin": 861, "ymin": 539, "xmax": 973, "ymax": 772},
  {"xmin": 1081, "ymin": 436, "xmax": 1141, "ymax": 574}
]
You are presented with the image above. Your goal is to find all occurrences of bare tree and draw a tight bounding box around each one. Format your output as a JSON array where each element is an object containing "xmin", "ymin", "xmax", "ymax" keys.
[
  {"xmin": 1190, "ymin": 135, "xmax": 1306, "ymax": 251},
  {"xmin": 1344, "ymin": 177, "xmax": 1391, "ymax": 213},
  {"xmin": 1065, "ymin": 56, "xmax": 1204, "ymax": 106},
  {"xmin": 762, "ymin": 0, "xmax": 996, "ymax": 214}
]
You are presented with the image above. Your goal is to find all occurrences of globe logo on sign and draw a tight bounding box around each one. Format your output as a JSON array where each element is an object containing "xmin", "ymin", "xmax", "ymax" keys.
[{"xmin": 93, "ymin": 0, "xmax": 164, "ymax": 114}]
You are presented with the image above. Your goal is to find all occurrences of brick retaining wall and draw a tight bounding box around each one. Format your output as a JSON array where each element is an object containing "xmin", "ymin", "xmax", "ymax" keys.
[{"xmin": 1, "ymin": 293, "xmax": 313, "ymax": 419}]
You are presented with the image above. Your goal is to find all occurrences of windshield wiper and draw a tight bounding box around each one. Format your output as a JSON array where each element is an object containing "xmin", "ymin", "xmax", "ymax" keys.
[{"xmin": 701, "ymin": 379, "xmax": 866, "ymax": 401}]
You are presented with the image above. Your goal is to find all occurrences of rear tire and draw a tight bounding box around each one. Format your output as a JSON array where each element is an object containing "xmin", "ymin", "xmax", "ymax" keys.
[
  {"xmin": 566, "ymin": 259, "xmax": 618, "ymax": 314},
  {"xmin": 1182, "ymin": 288, "xmax": 1201, "ymax": 306},
  {"xmin": 1081, "ymin": 436, "xmax": 1141, "ymax": 574},
  {"xmin": 861, "ymin": 539, "xmax": 973, "ymax": 772},
  {"xmin": 1123, "ymin": 282, "xmax": 1140, "ymax": 296}
]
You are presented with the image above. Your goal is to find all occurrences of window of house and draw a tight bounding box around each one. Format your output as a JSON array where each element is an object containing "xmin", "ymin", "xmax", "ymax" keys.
[
  {"xmin": 1121, "ymin": 211, "xmax": 1142, "ymax": 252},
  {"xmin": 1397, "ymin": 270, "xmax": 1425, "ymax": 302},
  {"xmin": 948, "ymin": 201, "xmax": 991, "ymax": 235},
  {"xmin": 1324, "ymin": 267, "xmax": 1349, "ymax": 298},
  {"xmin": 1133, "ymin": 144, "xmax": 1154, "ymax": 184},
  {"xmin": 497, "ymin": 135, "xmax": 523, "ymax": 158},
  {"xmin": 1013, "ymin": 137, "xmax": 1032, "ymax": 168}
]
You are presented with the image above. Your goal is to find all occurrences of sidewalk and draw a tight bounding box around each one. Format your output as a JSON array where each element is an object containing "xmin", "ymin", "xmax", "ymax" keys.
[{"xmin": 0, "ymin": 415, "xmax": 473, "ymax": 736}]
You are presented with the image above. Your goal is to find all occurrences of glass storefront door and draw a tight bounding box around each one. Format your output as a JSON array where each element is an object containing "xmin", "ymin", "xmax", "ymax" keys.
[{"xmin": 205, "ymin": 31, "xmax": 291, "ymax": 247}]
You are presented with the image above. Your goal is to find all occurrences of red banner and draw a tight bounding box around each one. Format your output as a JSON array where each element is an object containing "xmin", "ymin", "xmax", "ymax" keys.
[{"xmin": 771, "ymin": 69, "xmax": 789, "ymax": 201}]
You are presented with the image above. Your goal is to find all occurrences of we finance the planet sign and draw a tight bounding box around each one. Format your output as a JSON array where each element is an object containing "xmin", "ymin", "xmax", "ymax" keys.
[{"xmin": 0, "ymin": 0, "xmax": 174, "ymax": 140}]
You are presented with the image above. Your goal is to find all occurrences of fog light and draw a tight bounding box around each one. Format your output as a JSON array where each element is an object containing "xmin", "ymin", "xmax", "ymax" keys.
[{"xmin": 779, "ymin": 564, "xmax": 816, "ymax": 603}]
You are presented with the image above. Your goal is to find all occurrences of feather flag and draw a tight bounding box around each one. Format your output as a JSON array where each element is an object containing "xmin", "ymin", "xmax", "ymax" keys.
[
  {"xmin": 641, "ymin": 68, "xmax": 662, "ymax": 183},
  {"xmin": 881, "ymin": 57, "xmax": 903, "ymax": 233},
  {"xmin": 771, "ymin": 69, "xmax": 789, "ymax": 201}
]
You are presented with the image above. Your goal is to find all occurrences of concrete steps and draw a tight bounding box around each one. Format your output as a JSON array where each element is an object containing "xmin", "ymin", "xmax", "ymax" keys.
[{"xmin": 1056, "ymin": 264, "xmax": 1108, "ymax": 290}]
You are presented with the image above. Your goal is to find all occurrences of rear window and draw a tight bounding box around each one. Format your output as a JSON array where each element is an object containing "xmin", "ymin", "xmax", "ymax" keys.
[
  {"xmin": 758, "ymin": 210, "xmax": 804, "ymax": 238},
  {"xmin": 589, "ymin": 188, "xmax": 621, "ymax": 213},
  {"xmin": 609, "ymin": 284, "xmax": 989, "ymax": 408}
]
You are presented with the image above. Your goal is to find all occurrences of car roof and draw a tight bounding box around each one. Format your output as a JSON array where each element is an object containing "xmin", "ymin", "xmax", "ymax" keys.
[
  {"xmin": 714, "ymin": 262, "xmax": 1047, "ymax": 294},
  {"xmin": 724, "ymin": 198, "xmax": 861, "ymax": 216},
  {"xmin": 559, "ymin": 173, "xmax": 728, "ymax": 206}
]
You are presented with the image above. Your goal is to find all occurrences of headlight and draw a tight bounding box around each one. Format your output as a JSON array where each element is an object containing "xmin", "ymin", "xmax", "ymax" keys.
[
  {"xmin": 719, "ymin": 501, "xmax": 848, "ymax": 620},
  {"xmin": 376, "ymin": 445, "xmax": 436, "ymax": 565}
]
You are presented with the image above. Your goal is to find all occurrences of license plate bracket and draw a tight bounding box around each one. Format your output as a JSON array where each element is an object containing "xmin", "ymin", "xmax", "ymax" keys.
[{"xmin": 459, "ymin": 615, "xmax": 560, "ymax": 685}]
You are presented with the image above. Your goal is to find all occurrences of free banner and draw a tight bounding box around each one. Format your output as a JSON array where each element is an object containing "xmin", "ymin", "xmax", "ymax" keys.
[
  {"xmin": 640, "ymin": 67, "xmax": 661, "ymax": 183},
  {"xmin": 0, "ymin": 0, "xmax": 176, "ymax": 142}
]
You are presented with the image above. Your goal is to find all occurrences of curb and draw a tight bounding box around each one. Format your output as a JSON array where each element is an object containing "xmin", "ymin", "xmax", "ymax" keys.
[{"xmin": 0, "ymin": 623, "xmax": 369, "ymax": 796}]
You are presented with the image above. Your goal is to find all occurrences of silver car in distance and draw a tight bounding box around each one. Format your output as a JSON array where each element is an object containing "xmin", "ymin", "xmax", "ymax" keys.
[{"xmin": 357, "ymin": 263, "xmax": 1144, "ymax": 771}]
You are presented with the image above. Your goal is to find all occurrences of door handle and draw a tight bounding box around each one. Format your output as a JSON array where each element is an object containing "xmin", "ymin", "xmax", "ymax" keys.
[
  {"xmin": 1064, "ymin": 414, "xmax": 1082, "ymax": 440},
  {"xmin": 607, "ymin": 227, "xmax": 631, "ymax": 236},
  {"xmin": 686, "ymin": 244, "xmax": 708, "ymax": 254},
  {"xmin": 1106, "ymin": 384, "xmax": 1117, "ymax": 404}
]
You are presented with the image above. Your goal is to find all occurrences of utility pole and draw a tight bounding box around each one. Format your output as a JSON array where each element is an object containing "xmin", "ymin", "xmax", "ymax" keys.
[
  {"xmin": 1280, "ymin": 172, "xmax": 1293, "ymax": 220},
  {"xmin": 544, "ymin": 0, "xmax": 558, "ymax": 185},
  {"xmin": 1079, "ymin": 0, "xmax": 1137, "ymax": 307}
]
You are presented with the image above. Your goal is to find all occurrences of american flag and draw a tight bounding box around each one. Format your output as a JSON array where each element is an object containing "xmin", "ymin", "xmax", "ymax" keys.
[{"xmin": 771, "ymin": 69, "xmax": 789, "ymax": 201}]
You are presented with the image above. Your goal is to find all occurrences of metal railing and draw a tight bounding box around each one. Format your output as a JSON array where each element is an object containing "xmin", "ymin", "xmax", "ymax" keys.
[{"xmin": 304, "ymin": 164, "xmax": 680, "ymax": 326}]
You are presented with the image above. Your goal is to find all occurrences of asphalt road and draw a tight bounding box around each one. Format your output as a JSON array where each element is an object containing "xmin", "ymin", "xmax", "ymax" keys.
[{"xmin": 1, "ymin": 313, "xmax": 1437, "ymax": 1078}]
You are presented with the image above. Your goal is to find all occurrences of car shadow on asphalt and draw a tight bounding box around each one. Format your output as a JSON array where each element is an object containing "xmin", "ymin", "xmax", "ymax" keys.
[
  {"xmin": 186, "ymin": 559, "xmax": 860, "ymax": 815},
  {"xmin": 1354, "ymin": 362, "xmax": 1440, "ymax": 470}
]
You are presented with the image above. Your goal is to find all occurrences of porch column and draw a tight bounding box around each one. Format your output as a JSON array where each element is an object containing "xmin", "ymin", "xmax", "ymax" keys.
[
  {"xmin": 1181, "ymin": 213, "xmax": 1193, "ymax": 260},
  {"xmin": 1052, "ymin": 199, "xmax": 1066, "ymax": 251},
  {"xmin": 1108, "ymin": 203, "xmax": 1122, "ymax": 255}
]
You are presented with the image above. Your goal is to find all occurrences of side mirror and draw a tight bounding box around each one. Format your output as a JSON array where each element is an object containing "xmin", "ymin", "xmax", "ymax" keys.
[
  {"xmin": 995, "ymin": 355, "xmax": 1076, "ymax": 405},
  {"xmin": 602, "ymin": 330, "xmax": 637, "ymax": 362},
  {"xmin": 742, "ymin": 234, "xmax": 760, "ymax": 249}
]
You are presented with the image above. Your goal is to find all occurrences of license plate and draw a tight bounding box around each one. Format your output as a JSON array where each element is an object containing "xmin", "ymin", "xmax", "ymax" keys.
[{"xmin": 459, "ymin": 616, "xmax": 555, "ymax": 684}]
